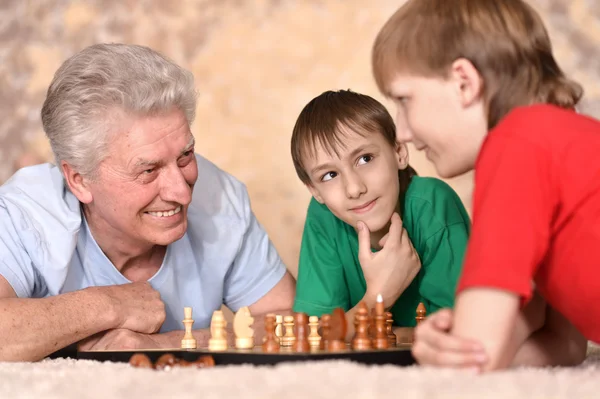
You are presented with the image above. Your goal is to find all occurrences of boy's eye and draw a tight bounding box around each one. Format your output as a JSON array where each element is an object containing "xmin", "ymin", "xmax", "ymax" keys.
[
  {"xmin": 321, "ymin": 171, "xmax": 337, "ymax": 182},
  {"xmin": 357, "ymin": 155, "xmax": 373, "ymax": 165}
]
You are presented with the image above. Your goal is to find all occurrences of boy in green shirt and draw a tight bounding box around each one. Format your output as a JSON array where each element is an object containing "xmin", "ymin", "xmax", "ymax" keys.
[{"xmin": 290, "ymin": 89, "xmax": 471, "ymax": 330}]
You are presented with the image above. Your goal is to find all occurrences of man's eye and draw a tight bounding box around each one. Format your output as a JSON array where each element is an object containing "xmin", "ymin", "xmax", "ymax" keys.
[
  {"xmin": 321, "ymin": 171, "xmax": 337, "ymax": 182},
  {"xmin": 183, "ymin": 150, "xmax": 194, "ymax": 157},
  {"xmin": 143, "ymin": 168, "xmax": 155, "ymax": 174}
]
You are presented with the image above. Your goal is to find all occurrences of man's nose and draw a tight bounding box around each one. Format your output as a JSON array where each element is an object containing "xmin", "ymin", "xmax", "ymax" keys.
[{"xmin": 160, "ymin": 164, "xmax": 192, "ymax": 205}]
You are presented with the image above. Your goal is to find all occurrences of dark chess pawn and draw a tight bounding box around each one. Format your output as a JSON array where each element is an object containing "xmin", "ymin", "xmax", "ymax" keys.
[
  {"xmin": 320, "ymin": 314, "xmax": 331, "ymax": 350},
  {"xmin": 293, "ymin": 312, "xmax": 310, "ymax": 353},
  {"xmin": 129, "ymin": 353, "xmax": 154, "ymax": 369},
  {"xmin": 327, "ymin": 308, "xmax": 347, "ymax": 351},
  {"xmin": 262, "ymin": 313, "xmax": 281, "ymax": 353},
  {"xmin": 352, "ymin": 302, "xmax": 372, "ymax": 350}
]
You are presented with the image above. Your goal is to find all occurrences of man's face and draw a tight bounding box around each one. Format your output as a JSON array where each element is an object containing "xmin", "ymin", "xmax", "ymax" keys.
[
  {"xmin": 387, "ymin": 73, "xmax": 488, "ymax": 178},
  {"xmin": 304, "ymin": 126, "xmax": 406, "ymax": 234},
  {"xmin": 83, "ymin": 108, "xmax": 198, "ymax": 248}
]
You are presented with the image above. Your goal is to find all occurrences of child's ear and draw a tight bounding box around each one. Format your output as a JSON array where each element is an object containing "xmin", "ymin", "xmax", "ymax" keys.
[
  {"xmin": 450, "ymin": 58, "xmax": 484, "ymax": 108},
  {"xmin": 395, "ymin": 142, "xmax": 409, "ymax": 170},
  {"xmin": 305, "ymin": 183, "xmax": 325, "ymax": 204}
]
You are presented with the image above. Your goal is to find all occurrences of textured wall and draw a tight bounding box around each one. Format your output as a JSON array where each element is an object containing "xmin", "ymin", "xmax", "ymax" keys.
[{"xmin": 1, "ymin": 0, "xmax": 599, "ymax": 276}]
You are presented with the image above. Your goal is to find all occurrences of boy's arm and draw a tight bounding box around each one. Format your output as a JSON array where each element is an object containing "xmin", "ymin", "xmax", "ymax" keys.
[{"xmin": 451, "ymin": 288, "xmax": 521, "ymax": 371}]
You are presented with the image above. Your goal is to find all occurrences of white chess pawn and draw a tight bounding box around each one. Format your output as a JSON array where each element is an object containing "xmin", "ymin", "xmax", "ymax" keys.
[
  {"xmin": 308, "ymin": 316, "xmax": 321, "ymax": 349},
  {"xmin": 280, "ymin": 315, "xmax": 296, "ymax": 347}
]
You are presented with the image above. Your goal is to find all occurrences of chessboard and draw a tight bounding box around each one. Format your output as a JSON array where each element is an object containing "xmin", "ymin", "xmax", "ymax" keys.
[
  {"xmin": 78, "ymin": 345, "xmax": 415, "ymax": 368},
  {"xmin": 78, "ymin": 295, "xmax": 425, "ymax": 370}
]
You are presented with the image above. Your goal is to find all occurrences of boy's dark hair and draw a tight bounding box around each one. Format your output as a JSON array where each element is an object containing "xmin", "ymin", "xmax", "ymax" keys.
[
  {"xmin": 372, "ymin": 0, "xmax": 583, "ymax": 129},
  {"xmin": 291, "ymin": 89, "xmax": 416, "ymax": 190}
]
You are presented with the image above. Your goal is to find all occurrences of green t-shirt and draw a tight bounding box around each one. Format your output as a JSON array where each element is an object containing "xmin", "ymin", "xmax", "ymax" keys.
[{"xmin": 293, "ymin": 176, "xmax": 471, "ymax": 326}]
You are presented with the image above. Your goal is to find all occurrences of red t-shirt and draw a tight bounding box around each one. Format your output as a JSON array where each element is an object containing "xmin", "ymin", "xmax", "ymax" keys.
[{"xmin": 457, "ymin": 104, "xmax": 600, "ymax": 342}]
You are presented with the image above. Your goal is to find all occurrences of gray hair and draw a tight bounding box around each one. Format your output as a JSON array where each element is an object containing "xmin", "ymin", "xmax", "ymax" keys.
[{"xmin": 41, "ymin": 43, "xmax": 197, "ymax": 178}]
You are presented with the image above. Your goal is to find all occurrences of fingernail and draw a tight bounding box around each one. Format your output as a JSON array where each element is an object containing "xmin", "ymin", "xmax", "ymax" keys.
[{"xmin": 357, "ymin": 222, "xmax": 363, "ymax": 230}]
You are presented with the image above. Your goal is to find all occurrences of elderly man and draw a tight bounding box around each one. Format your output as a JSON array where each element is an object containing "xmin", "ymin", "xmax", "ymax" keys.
[{"xmin": 0, "ymin": 43, "xmax": 295, "ymax": 361}]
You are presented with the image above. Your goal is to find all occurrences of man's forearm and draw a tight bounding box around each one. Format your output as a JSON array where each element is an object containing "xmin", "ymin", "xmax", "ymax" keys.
[{"xmin": 0, "ymin": 288, "xmax": 119, "ymax": 361}]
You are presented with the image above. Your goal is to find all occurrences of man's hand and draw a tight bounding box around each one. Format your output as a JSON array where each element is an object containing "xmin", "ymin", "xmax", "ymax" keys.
[
  {"xmin": 95, "ymin": 282, "xmax": 166, "ymax": 334},
  {"xmin": 357, "ymin": 212, "xmax": 421, "ymax": 307},
  {"xmin": 78, "ymin": 329, "xmax": 162, "ymax": 351},
  {"xmin": 412, "ymin": 308, "xmax": 488, "ymax": 369}
]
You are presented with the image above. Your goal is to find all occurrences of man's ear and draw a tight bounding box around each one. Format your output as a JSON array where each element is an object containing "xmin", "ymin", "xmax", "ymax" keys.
[
  {"xmin": 450, "ymin": 58, "xmax": 484, "ymax": 108},
  {"xmin": 61, "ymin": 161, "xmax": 93, "ymax": 204},
  {"xmin": 395, "ymin": 142, "xmax": 409, "ymax": 170},
  {"xmin": 305, "ymin": 183, "xmax": 325, "ymax": 204}
]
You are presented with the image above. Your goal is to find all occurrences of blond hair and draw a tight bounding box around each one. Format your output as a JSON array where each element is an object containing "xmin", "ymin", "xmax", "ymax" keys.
[{"xmin": 372, "ymin": 0, "xmax": 583, "ymax": 128}]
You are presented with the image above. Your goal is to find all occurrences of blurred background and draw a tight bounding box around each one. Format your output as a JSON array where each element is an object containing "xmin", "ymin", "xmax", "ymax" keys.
[{"xmin": 1, "ymin": 0, "xmax": 599, "ymax": 277}]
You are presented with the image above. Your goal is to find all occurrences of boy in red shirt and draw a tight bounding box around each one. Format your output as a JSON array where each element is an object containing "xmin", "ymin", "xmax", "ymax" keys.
[{"xmin": 372, "ymin": 0, "xmax": 595, "ymax": 371}]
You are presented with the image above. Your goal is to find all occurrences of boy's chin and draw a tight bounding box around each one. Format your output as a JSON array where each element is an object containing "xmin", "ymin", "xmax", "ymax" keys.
[{"xmin": 353, "ymin": 215, "xmax": 391, "ymax": 234}]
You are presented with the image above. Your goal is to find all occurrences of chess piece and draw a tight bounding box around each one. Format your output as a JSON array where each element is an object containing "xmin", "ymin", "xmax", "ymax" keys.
[
  {"xmin": 129, "ymin": 353, "xmax": 153, "ymax": 369},
  {"xmin": 233, "ymin": 306, "xmax": 255, "ymax": 349},
  {"xmin": 181, "ymin": 307, "xmax": 197, "ymax": 349},
  {"xmin": 386, "ymin": 311, "xmax": 397, "ymax": 347},
  {"xmin": 351, "ymin": 302, "xmax": 372, "ymax": 350},
  {"xmin": 416, "ymin": 302, "xmax": 427, "ymax": 324},
  {"xmin": 320, "ymin": 314, "xmax": 331, "ymax": 350},
  {"xmin": 275, "ymin": 315, "xmax": 284, "ymax": 344},
  {"xmin": 191, "ymin": 355, "xmax": 216, "ymax": 368},
  {"xmin": 373, "ymin": 294, "xmax": 389, "ymax": 349},
  {"xmin": 262, "ymin": 313, "xmax": 280, "ymax": 353},
  {"xmin": 154, "ymin": 353, "xmax": 180, "ymax": 370},
  {"xmin": 208, "ymin": 310, "xmax": 228, "ymax": 351},
  {"xmin": 292, "ymin": 313, "xmax": 310, "ymax": 352},
  {"xmin": 307, "ymin": 316, "xmax": 321, "ymax": 349},
  {"xmin": 281, "ymin": 315, "xmax": 296, "ymax": 347},
  {"xmin": 327, "ymin": 308, "xmax": 347, "ymax": 351}
]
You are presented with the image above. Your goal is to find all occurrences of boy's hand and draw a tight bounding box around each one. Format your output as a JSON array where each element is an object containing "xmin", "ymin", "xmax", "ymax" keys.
[
  {"xmin": 357, "ymin": 212, "xmax": 421, "ymax": 307},
  {"xmin": 412, "ymin": 308, "xmax": 488, "ymax": 369}
]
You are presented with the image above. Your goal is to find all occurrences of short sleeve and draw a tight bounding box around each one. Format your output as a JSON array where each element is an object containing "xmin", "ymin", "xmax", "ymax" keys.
[
  {"xmin": 293, "ymin": 199, "xmax": 349, "ymax": 317},
  {"xmin": 419, "ymin": 223, "xmax": 469, "ymax": 312},
  {"xmin": 222, "ymin": 186, "xmax": 287, "ymax": 312},
  {"xmin": 0, "ymin": 200, "xmax": 37, "ymax": 298},
  {"xmin": 457, "ymin": 132, "xmax": 554, "ymax": 305}
]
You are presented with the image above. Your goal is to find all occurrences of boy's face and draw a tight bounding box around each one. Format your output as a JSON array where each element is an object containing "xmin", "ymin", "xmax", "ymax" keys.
[
  {"xmin": 385, "ymin": 60, "xmax": 488, "ymax": 178},
  {"xmin": 304, "ymin": 126, "xmax": 408, "ymax": 234}
]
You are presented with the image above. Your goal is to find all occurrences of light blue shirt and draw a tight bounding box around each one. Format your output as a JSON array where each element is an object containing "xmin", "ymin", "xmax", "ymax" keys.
[{"xmin": 0, "ymin": 154, "xmax": 287, "ymax": 332}]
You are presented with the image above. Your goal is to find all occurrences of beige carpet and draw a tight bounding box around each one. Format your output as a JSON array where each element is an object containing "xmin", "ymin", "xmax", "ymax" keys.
[{"xmin": 1, "ymin": 346, "xmax": 599, "ymax": 399}]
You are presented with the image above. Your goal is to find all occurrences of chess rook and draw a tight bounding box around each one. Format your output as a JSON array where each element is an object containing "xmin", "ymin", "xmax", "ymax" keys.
[
  {"xmin": 320, "ymin": 314, "xmax": 331, "ymax": 350},
  {"xmin": 327, "ymin": 308, "xmax": 347, "ymax": 352}
]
